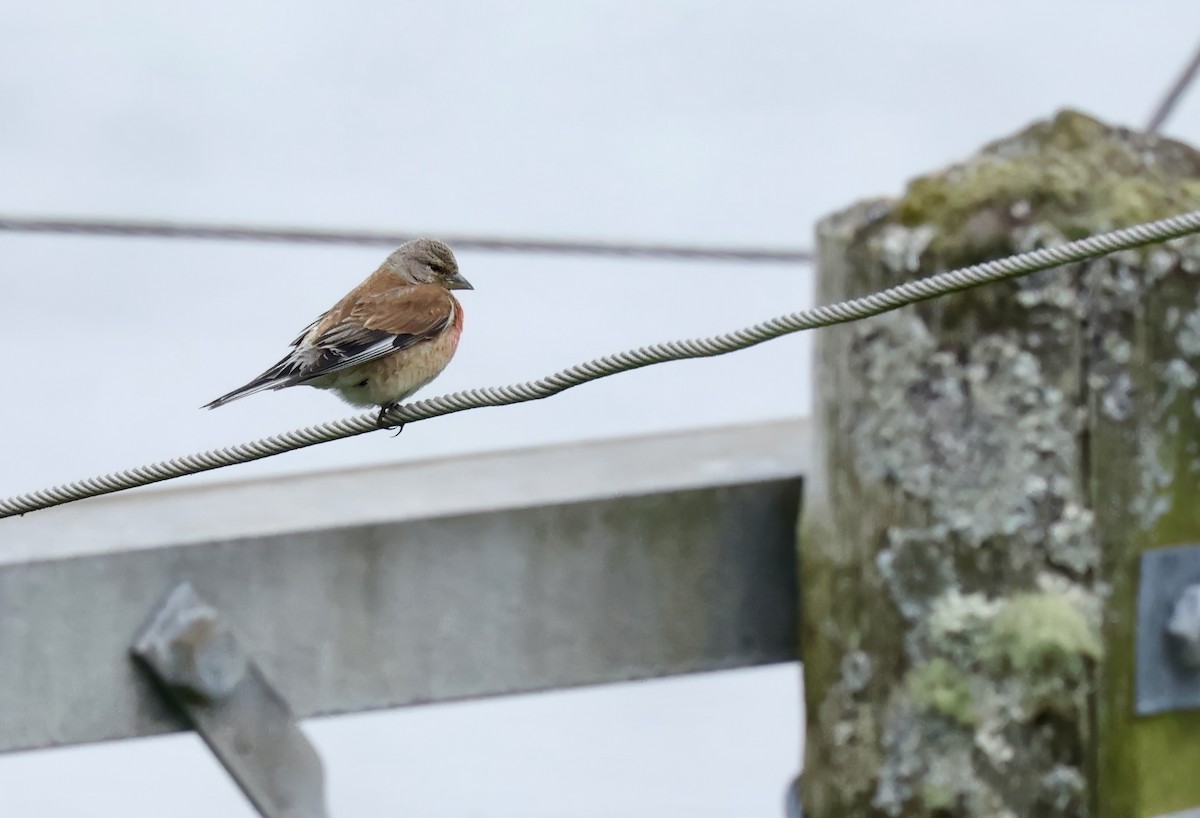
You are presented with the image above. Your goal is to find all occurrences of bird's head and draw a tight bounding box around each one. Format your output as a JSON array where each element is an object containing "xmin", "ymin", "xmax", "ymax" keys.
[{"xmin": 385, "ymin": 238, "xmax": 474, "ymax": 291}]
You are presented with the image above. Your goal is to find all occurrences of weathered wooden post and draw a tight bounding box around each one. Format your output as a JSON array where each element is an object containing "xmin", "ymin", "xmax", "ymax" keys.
[{"xmin": 800, "ymin": 110, "xmax": 1200, "ymax": 817}]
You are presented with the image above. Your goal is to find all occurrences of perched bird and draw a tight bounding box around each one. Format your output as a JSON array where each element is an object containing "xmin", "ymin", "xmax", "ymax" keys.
[{"xmin": 204, "ymin": 238, "xmax": 472, "ymax": 426}]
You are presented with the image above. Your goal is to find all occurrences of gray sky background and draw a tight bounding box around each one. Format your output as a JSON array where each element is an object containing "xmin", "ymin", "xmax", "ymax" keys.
[{"xmin": 1, "ymin": 1, "xmax": 1198, "ymax": 816}]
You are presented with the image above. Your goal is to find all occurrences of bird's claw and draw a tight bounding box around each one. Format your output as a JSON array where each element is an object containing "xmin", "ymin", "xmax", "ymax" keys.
[{"xmin": 377, "ymin": 404, "xmax": 406, "ymax": 436}]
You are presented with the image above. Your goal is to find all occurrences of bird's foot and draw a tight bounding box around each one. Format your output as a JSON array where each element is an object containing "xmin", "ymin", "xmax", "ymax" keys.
[{"xmin": 376, "ymin": 403, "xmax": 406, "ymax": 436}]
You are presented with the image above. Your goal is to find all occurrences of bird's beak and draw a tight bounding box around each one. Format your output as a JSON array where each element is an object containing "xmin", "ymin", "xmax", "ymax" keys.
[{"xmin": 448, "ymin": 273, "xmax": 474, "ymax": 291}]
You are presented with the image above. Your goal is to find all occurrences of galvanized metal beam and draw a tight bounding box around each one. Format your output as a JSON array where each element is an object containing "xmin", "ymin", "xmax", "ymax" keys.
[{"xmin": 0, "ymin": 419, "xmax": 807, "ymax": 754}]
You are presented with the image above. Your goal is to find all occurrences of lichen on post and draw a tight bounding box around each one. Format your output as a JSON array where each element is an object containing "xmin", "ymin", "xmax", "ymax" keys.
[{"xmin": 799, "ymin": 110, "xmax": 1200, "ymax": 817}]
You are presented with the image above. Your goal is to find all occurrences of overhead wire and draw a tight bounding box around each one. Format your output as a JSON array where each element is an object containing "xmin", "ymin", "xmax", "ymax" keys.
[
  {"xmin": 0, "ymin": 215, "xmax": 812, "ymax": 264},
  {"xmin": 3, "ymin": 209, "xmax": 1200, "ymax": 520},
  {"xmin": 1147, "ymin": 36, "xmax": 1200, "ymax": 134}
]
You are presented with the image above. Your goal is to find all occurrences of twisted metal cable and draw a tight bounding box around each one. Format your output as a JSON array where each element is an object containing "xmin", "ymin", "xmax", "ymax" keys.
[
  {"xmin": 0, "ymin": 215, "xmax": 811, "ymax": 264},
  {"xmin": 4, "ymin": 209, "xmax": 1200, "ymax": 520}
]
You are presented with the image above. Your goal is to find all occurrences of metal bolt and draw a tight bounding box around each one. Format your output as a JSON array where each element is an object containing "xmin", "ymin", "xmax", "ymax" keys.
[
  {"xmin": 1165, "ymin": 583, "xmax": 1200, "ymax": 671},
  {"xmin": 133, "ymin": 583, "xmax": 248, "ymax": 701}
]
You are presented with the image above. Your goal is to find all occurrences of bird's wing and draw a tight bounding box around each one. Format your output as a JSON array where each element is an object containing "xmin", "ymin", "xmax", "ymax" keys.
[
  {"xmin": 290, "ymin": 283, "xmax": 457, "ymax": 383},
  {"xmin": 289, "ymin": 314, "xmax": 326, "ymax": 347},
  {"xmin": 203, "ymin": 284, "xmax": 455, "ymax": 409}
]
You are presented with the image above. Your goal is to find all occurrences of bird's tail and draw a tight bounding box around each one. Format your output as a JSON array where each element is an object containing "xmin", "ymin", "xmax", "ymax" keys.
[
  {"xmin": 203, "ymin": 358, "xmax": 301, "ymax": 409},
  {"xmin": 202, "ymin": 377, "xmax": 285, "ymax": 409}
]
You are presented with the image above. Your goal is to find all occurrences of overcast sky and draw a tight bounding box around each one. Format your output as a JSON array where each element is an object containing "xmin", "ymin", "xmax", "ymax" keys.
[{"xmin": 1, "ymin": 1, "xmax": 1198, "ymax": 816}]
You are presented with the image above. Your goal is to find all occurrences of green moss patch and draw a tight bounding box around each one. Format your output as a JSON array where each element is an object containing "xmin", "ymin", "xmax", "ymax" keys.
[
  {"xmin": 906, "ymin": 657, "xmax": 978, "ymax": 726},
  {"xmin": 894, "ymin": 109, "xmax": 1200, "ymax": 266}
]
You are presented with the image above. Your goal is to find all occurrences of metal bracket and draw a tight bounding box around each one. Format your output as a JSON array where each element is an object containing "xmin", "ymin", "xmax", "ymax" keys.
[
  {"xmin": 132, "ymin": 583, "xmax": 329, "ymax": 818},
  {"xmin": 1136, "ymin": 544, "xmax": 1200, "ymax": 715}
]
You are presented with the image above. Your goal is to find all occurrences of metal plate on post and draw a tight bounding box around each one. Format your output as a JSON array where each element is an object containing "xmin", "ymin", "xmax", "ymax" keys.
[{"xmin": 1136, "ymin": 543, "xmax": 1200, "ymax": 715}]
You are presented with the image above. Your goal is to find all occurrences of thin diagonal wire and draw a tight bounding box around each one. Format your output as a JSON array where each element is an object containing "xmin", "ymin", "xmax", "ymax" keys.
[
  {"xmin": 1147, "ymin": 37, "xmax": 1200, "ymax": 133},
  {"xmin": 0, "ymin": 215, "xmax": 812, "ymax": 264},
  {"xmin": 4, "ymin": 209, "xmax": 1200, "ymax": 520}
]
